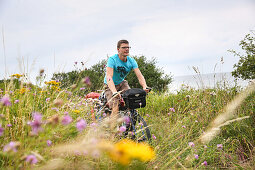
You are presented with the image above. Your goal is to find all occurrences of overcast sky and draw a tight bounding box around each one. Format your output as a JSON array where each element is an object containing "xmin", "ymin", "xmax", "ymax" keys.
[{"xmin": 0, "ymin": 0, "xmax": 254, "ymax": 83}]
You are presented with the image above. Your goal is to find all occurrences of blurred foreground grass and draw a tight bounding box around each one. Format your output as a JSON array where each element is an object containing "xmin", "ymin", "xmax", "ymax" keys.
[{"xmin": 0, "ymin": 76, "xmax": 254, "ymax": 169}]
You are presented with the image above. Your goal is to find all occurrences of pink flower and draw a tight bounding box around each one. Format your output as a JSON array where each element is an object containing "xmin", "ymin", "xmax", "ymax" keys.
[
  {"xmin": 14, "ymin": 100, "xmax": 19, "ymax": 104},
  {"xmin": 123, "ymin": 116, "xmax": 130, "ymax": 124},
  {"xmin": 146, "ymin": 114, "xmax": 150, "ymax": 117},
  {"xmin": 1, "ymin": 95, "xmax": 11, "ymax": 106},
  {"xmin": 47, "ymin": 140, "xmax": 52, "ymax": 146},
  {"xmin": 46, "ymin": 98, "xmax": 50, "ymax": 102},
  {"xmin": 217, "ymin": 144, "xmax": 223, "ymax": 150},
  {"xmin": 169, "ymin": 108, "xmax": 175, "ymax": 112},
  {"xmin": 202, "ymin": 161, "xmax": 208, "ymax": 166},
  {"xmin": 29, "ymin": 112, "xmax": 43, "ymax": 135},
  {"xmin": 188, "ymin": 142, "xmax": 195, "ymax": 147},
  {"xmin": 152, "ymin": 134, "xmax": 156, "ymax": 140},
  {"xmin": 182, "ymin": 125, "xmax": 186, "ymax": 128},
  {"xmin": 3, "ymin": 141, "xmax": 20, "ymax": 152},
  {"xmin": 102, "ymin": 113, "xmax": 107, "ymax": 117},
  {"xmin": 74, "ymin": 61, "xmax": 78, "ymax": 65},
  {"xmin": 0, "ymin": 124, "xmax": 4, "ymax": 136},
  {"xmin": 76, "ymin": 119, "xmax": 87, "ymax": 132},
  {"xmin": 25, "ymin": 154, "xmax": 38, "ymax": 164},
  {"xmin": 82, "ymin": 77, "xmax": 91, "ymax": 86},
  {"xmin": 7, "ymin": 124, "xmax": 12, "ymax": 127},
  {"xmin": 62, "ymin": 114, "xmax": 72, "ymax": 125},
  {"xmin": 194, "ymin": 154, "xmax": 199, "ymax": 159},
  {"xmin": 80, "ymin": 87, "xmax": 85, "ymax": 90},
  {"xmin": 119, "ymin": 126, "xmax": 126, "ymax": 133}
]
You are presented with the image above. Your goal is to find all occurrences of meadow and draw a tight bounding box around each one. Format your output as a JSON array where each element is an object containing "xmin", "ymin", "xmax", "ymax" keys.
[{"xmin": 0, "ymin": 74, "xmax": 254, "ymax": 169}]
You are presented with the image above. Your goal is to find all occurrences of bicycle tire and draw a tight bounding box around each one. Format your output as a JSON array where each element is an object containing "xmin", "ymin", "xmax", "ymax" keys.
[{"xmin": 126, "ymin": 110, "xmax": 151, "ymax": 142}]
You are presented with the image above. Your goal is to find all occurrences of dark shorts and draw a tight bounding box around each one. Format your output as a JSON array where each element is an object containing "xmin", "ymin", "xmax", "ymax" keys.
[{"xmin": 104, "ymin": 80, "xmax": 130, "ymax": 109}]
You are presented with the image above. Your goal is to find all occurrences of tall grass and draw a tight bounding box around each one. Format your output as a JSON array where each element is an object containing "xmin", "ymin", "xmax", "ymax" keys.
[{"xmin": 0, "ymin": 75, "xmax": 254, "ymax": 169}]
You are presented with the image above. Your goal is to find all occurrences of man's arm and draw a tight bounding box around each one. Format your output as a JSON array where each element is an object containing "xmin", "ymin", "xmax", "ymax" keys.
[
  {"xmin": 133, "ymin": 68, "xmax": 149, "ymax": 92},
  {"xmin": 106, "ymin": 67, "xmax": 117, "ymax": 94}
]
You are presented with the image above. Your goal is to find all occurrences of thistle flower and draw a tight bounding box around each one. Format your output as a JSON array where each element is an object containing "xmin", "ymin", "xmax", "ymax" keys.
[
  {"xmin": 62, "ymin": 114, "xmax": 72, "ymax": 125},
  {"xmin": 202, "ymin": 161, "xmax": 208, "ymax": 166},
  {"xmin": 14, "ymin": 99, "xmax": 19, "ymax": 104},
  {"xmin": 25, "ymin": 154, "xmax": 38, "ymax": 164},
  {"xmin": 1, "ymin": 95, "xmax": 11, "ymax": 106},
  {"xmin": 119, "ymin": 126, "xmax": 126, "ymax": 133},
  {"xmin": 76, "ymin": 119, "xmax": 87, "ymax": 132},
  {"xmin": 7, "ymin": 124, "xmax": 12, "ymax": 127},
  {"xmin": 82, "ymin": 76, "xmax": 91, "ymax": 86},
  {"xmin": 123, "ymin": 116, "xmax": 130, "ymax": 124},
  {"xmin": 46, "ymin": 98, "xmax": 50, "ymax": 102},
  {"xmin": 188, "ymin": 142, "xmax": 195, "ymax": 147},
  {"xmin": 29, "ymin": 112, "xmax": 43, "ymax": 135},
  {"xmin": 80, "ymin": 87, "xmax": 85, "ymax": 90},
  {"xmin": 47, "ymin": 140, "xmax": 52, "ymax": 146},
  {"xmin": 3, "ymin": 141, "xmax": 20, "ymax": 152},
  {"xmin": 0, "ymin": 124, "xmax": 4, "ymax": 136},
  {"xmin": 217, "ymin": 144, "xmax": 223, "ymax": 150},
  {"xmin": 194, "ymin": 154, "xmax": 199, "ymax": 159},
  {"xmin": 169, "ymin": 108, "xmax": 175, "ymax": 112},
  {"xmin": 152, "ymin": 134, "xmax": 156, "ymax": 140}
]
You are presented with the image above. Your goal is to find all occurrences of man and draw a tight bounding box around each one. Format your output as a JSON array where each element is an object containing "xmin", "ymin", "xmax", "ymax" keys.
[{"xmin": 104, "ymin": 40, "xmax": 150, "ymax": 121}]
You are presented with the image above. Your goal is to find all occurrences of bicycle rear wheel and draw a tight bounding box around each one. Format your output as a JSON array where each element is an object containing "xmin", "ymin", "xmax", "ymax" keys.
[{"xmin": 126, "ymin": 110, "xmax": 151, "ymax": 142}]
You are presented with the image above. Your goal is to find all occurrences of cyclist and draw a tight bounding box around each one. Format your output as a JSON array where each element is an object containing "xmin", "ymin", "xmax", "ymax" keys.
[{"xmin": 104, "ymin": 39, "xmax": 150, "ymax": 125}]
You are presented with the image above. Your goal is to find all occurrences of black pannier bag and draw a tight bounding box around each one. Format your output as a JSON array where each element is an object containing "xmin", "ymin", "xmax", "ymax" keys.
[{"xmin": 123, "ymin": 88, "xmax": 147, "ymax": 109}]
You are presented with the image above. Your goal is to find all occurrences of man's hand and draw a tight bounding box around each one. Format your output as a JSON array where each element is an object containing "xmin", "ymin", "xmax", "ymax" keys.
[{"xmin": 143, "ymin": 87, "xmax": 152, "ymax": 93}]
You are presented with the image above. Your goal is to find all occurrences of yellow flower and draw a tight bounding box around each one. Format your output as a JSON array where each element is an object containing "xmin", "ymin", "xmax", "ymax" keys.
[
  {"xmin": 10, "ymin": 74, "xmax": 23, "ymax": 79},
  {"xmin": 73, "ymin": 110, "xmax": 80, "ymax": 114},
  {"xmin": 20, "ymin": 88, "xmax": 26, "ymax": 94},
  {"xmin": 108, "ymin": 139, "xmax": 155, "ymax": 165}
]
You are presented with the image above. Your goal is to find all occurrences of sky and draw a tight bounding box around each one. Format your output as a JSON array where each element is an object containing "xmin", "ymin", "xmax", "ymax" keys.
[{"xmin": 0, "ymin": 0, "xmax": 254, "ymax": 83}]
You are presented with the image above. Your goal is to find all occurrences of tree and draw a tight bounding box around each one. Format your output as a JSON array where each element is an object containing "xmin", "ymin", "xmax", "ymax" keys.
[
  {"xmin": 52, "ymin": 56, "xmax": 172, "ymax": 93},
  {"xmin": 230, "ymin": 32, "xmax": 255, "ymax": 80}
]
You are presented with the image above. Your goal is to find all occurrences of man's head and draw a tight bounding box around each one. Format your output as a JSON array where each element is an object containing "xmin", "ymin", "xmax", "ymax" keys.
[{"xmin": 117, "ymin": 40, "xmax": 130, "ymax": 58}]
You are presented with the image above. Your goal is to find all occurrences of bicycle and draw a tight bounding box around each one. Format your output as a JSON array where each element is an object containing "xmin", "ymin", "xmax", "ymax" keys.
[{"xmin": 95, "ymin": 88, "xmax": 152, "ymax": 142}]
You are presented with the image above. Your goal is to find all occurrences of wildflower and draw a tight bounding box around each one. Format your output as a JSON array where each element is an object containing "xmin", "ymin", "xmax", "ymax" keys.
[
  {"xmin": 10, "ymin": 74, "xmax": 23, "ymax": 79},
  {"xmin": 188, "ymin": 142, "xmax": 195, "ymax": 147},
  {"xmin": 195, "ymin": 120, "xmax": 198, "ymax": 123},
  {"xmin": 169, "ymin": 108, "xmax": 175, "ymax": 112},
  {"xmin": 14, "ymin": 99, "xmax": 19, "ymax": 104},
  {"xmin": 47, "ymin": 140, "xmax": 52, "ymax": 146},
  {"xmin": 25, "ymin": 154, "xmax": 38, "ymax": 164},
  {"xmin": 7, "ymin": 124, "xmax": 12, "ymax": 127},
  {"xmin": 73, "ymin": 110, "xmax": 80, "ymax": 114},
  {"xmin": 204, "ymin": 145, "xmax": 208, "ymax": 149},
  {"xmin": 108, "ymin": 139, "xmax": 155, "ymax": 165},
  {"xmin": 53, "ymin": 99, "xmax": 64, "ymax": 107},
  {"xmin": 20, "ymin": 88, "xmax": 26, "ymax": 94},
  {"xmin": 3, "ymin": 141, "xmax": 20, "ymax": 152},
  {"xmin": 217, "ymin": 144, "xmax": 223, "ymax": 150},
  {"xmin": 194, "ymin": 154, "xmax": 199, "ymax": 159},
  {"xmin": 182, "ymin": 125, "xmax": 186, "ymax": 128},
  {"xmin": 62, "ymin": 114, "xmax": 72, "ymax": 125},
  {"xmin": 146, "ymin": 114, "xmax": 150, "ymax": 117},
  {"xmin": 76, "ymin": 118, "xmax": 87, "ymax": 132},
  {"xmin": 46, "ymin": 98, "xmax": 50, "ymax": 102},
  {"xmin": 80, "ymin": 87, "xmax": 85, "ymax": 90},
  {"xmin": 119, "ymin": 126, "xmax": 126, "ymax": 133},
  {"xmin": 82, "ymin": 76, "xmax": 91, "ymax": 86},
  {"xmin": 1, "ymin": 95, "xmax": 11, "ymax": 106},
  {"xmin": 74, "ymin": 61, "xmax": 78, "ymax": 65},
  {"xmin": 51, "ymin": 107, "xmax": 59, "ymax": 112},
  {"xmin": 152, "ymin": 134, "xmax": 156, "ymax": 140},
  {"xmin": 202, "ymin": 161, "xmax": 208, "ymax": 166},
  {"xmin": 0, "ymin": 124, "xmax": 4, "ymax": 136},
  {"xmin": 167, "ymin": 113, "xmax": 171, "ymax": 116},
  {"xmin": 210, "ymin": 91, "xmax": 216, "ymax": 96},
  {"xmin": 102, "ymin": 113, "xmax": 107, "ymax": 117},
  {"xmin": 29, "ymin": 112, "xmax": 43, "ymax": 135},
  {"xmin": 123, "ymin": 116, "xmax": 130, "ymax": 124}
]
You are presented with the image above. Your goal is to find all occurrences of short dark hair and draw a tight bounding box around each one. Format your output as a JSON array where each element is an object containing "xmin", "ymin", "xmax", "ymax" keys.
[{"xmin": 117, "ymin": 40, "xmax": 129, "ymax": 48}]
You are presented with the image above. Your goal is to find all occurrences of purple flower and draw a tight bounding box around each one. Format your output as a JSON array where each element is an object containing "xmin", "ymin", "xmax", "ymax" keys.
[
  {"xmin": 62, "ymin": 114, "xmax": 72, "ymax": 125},
  {"xmin": 202, "ymin": 161, "xmax": 208, "ymax": 166},
  {"xmin": 152, "ymin": 134, "xmax": 156, "ymax": 140},
  {"xmin": 82, "ymin": 77, "xmax": 91, "ymax": 86},
  {"xmin": 80, "ymin": 87, "xmax": 85, "ymax": 90},
  {"xmin": 102, "ymin": 113, "xmax": 107, "ymax": 117},
  {"xmin": 25, "ymin": 154, "xmax": 38, "ymax": 164},
  {"xmin": 47, "ymin": 140, "xmax": 52, "ymax": 146},
  {"xmin": 14, "ymin": 99, "xmax": 19, "ymax": 104},
  {"xmin": 76, "ymin": 119, "xmax": 87, "ymax": 132},
  {"xmin": 182, "ymin": 125, "xmax": 186, "ymax": 128},
  {"xmin": 29, "ymin": 112, "xmax": 43, "ymax": 135},
  {"xmin": 51, "ymin": 107, "xmax": 59, "ymax": 112},
  {"xmin": 146, "ymin": 114, "xmax": 150, "ymax": 117},
  {"xmin": 188, "ymin": 142, "xmax": 195, "ymax": 147},
  {"xmin": 1, "ymin": 95, "xmax": 11, "ymax": 106},
  {"xmin": 194, "ymin": 154, "xmax": 199, "ymax": 159},
  {"xmin": 119, "ymin": 126, "xmax": 126, "ymax": 133},
  {"xmin": 217, "ymin": 144, "xmax": 223, "ymax": 150},
  {"xmin": 123, "ymin": 116, "xmax": 130, "ymax": 124},
  {"xmin": 3, "ymin": 141, "xmax": 20, "ymax": 152},
  {"xmin": 46, "ymin": 98, "xmax": 50, "ymax": 102},
  {"xmin": 0, "ymin": 124, "xmax": 4, "ymax": 136},
  {"xmin": 74, "ymin": 61, "xmax": 78, "ymax": 65},
  {"xmin": 7, "ymin": 124, "xmax": 12, "ymax": 127},
  {"xmin": 169, "ymin": 108, "xmax": 175, "ymax": 112}
]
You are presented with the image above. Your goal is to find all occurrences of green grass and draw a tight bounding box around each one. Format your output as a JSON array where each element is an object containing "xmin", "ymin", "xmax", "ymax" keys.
[{"xmin": 0, "ymin": 77, "xmax": 254, "ymax": 169}]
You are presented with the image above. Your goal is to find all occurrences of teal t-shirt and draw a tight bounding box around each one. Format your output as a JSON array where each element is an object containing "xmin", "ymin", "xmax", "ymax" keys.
[{"xmin": 104, "ymin": 54, "xmax": 138, "ymax": 85}]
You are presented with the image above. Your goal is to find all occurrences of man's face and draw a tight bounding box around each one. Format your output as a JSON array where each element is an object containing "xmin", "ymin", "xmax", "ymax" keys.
[{"xmin": 118, "ymin": 43, "xmax": 130, "ymax": 57}]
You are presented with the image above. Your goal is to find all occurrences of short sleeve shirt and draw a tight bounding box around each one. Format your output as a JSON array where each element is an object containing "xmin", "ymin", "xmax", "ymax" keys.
[{"xmin": 104, "ymin": 54, "xmax": 138, "ymax": 85}]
